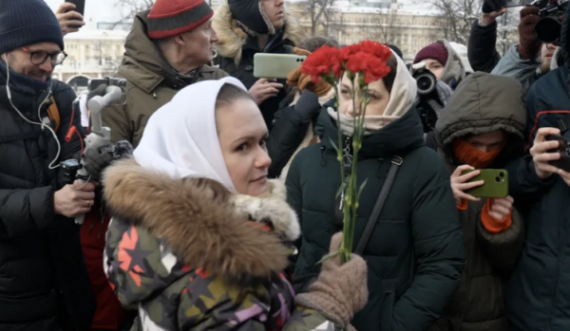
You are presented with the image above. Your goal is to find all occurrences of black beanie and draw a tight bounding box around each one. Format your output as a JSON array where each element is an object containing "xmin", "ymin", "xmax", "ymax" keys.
[
  {"xmin": 228, "ymin": 0, "xmax": 270, "ymax": 34},
  {"xmin": 0, "ymin": 0, "xmax": 65, "ymax": 55}
]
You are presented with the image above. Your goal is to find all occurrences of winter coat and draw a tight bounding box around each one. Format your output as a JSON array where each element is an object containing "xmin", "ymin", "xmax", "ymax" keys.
[
  {"xmin": 505, "ymin": 66, "xmax": 570, "ymax": 331},
  {"xmin": 212, "ymin": 2, "xmax": 304, "ymax": 130},
  {"xmin": 103, "ymin": 159, "xmax": 349, "ymax": 331},
  {"xmin": 102, "ymin": 10, "xmax": 227, "ymax": 147},
  {"xmin": 287, "ymin": 104, "xmax": 465, "ymax": 331},
  {"xmin": 432, "ymin": 72, "xmax": 527, "ymax": 331},
  {"xmin": 0, "ymin": 63, "xmax": 95, "ymax": 330},
  {"xmin": 467, "ymin": 20, "xmax": 501, "ymax": 73},
  {"xmin": 491, "ymin": 45, "xmax": 543, "ymax": 90}
]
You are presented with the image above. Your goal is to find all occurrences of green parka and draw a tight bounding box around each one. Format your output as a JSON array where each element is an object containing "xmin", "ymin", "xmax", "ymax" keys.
[
  {"xmin": 102, "ymin": 11, "xmax": 227, "ymax": 146},
  {"xmin": 432, "ymin": 72, "xmax": 527, "ymax": 331}
]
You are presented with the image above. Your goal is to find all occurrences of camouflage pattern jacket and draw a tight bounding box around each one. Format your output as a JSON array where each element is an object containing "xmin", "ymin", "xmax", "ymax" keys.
[{"xmin": 103, "ymin": 159, "xmax": 343, "ymax": 331}]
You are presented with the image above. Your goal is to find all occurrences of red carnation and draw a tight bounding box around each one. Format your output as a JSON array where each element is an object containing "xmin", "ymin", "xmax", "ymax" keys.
[
  {"xmin": 345, "ymin": 51, "xmax": 369, "ymax": 75},
  {"xmin": 363, "ymin": 55, "xmax": 391, "ymax": 84},
  {"xmin": 359, "ymin": 41, "xmax": 392, "ymax": 62},
  {"xmin": 301, "ymin": 45, "xmax": 343, "ymax": 83}
]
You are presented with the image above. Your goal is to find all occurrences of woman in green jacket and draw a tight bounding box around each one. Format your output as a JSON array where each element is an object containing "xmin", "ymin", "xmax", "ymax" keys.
[{"xmin": 286, "ymin": 50, "xmax": 465, "ymax": 331}]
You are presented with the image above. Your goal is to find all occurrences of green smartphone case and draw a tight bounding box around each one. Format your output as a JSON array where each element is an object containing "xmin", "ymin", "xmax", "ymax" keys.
[{"xmin": 462, "ymin": 169, "xmax": 509, "ymax": 198}]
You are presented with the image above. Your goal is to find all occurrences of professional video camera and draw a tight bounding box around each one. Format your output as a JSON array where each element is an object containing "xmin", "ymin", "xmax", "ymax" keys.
[
  {"xmin": 61, "ymin": 77, "xmax": 128, "ymax": 224},
  {"xmin": 532, "ymin": 0, "xmax": 569, "ymax": 43},
  {"xmin": 411, "ymin": 62, "xmax": 440, "ymax": 133}
]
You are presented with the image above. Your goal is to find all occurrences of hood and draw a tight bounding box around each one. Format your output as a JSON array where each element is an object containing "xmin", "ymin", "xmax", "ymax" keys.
[
  {"xmin": 435, "ymin": 72, "xmax": 526, "ymax": 149},
  {"xmin": 103, "ymin": 159, "xmax": 299, "ymax": 301},
  {"xmin": 440, "ymin": 40, "xmax": 468, "ymax": 89},
  {"xmin": 213, "ymin": 2, "xmax": 304, "ymax": 64},
  {"xmin": 120, "ymin": 11, "xmax": 220, "ymax": 94}
]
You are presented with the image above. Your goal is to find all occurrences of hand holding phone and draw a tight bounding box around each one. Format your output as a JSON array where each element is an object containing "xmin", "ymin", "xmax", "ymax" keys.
[
  {"xmin": 451, "ymin": 165, "xmax": 484, "ymax": 205},
  {"xmin": 55, "ymin": 1, "xmax": 85, "ymax": 35},
  {"xmin": 461, "ymin": 168, "xmax": 509, "ymax": 198}
]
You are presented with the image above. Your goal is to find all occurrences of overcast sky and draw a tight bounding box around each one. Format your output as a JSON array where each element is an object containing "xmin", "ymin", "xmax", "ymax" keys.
[{"xmin": 45, "ymin": 0, "xmax": 121, "ymax": 23}]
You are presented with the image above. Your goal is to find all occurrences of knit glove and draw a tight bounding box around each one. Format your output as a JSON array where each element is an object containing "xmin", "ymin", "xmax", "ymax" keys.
[
  {"xmin": 295, "ymin": 233, "xmax": 368, "ymax": 329},
  {"xmin": 517, "ymin": 6, "xmax": 541, "ymax": 60},
  {"xmin": 287, "ymin": 47, "xmax": 333, "ymax": 97},
  {"xmin": 294, "ymin": 90, "xmax": 321, "ymax": 121}
]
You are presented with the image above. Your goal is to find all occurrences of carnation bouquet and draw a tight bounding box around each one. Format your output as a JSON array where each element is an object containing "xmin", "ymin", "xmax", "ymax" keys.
[{"xmin": 301, "ymin": 41, "xmax": 393, "ymax": 264}]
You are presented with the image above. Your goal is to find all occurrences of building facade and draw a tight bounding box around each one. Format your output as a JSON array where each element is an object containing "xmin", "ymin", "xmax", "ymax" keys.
[{"xmin": 52, "ymin": 29, "xmax": 128, "ymax": 92}]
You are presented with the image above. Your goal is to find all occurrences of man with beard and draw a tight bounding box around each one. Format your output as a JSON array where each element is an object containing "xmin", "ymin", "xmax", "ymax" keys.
[
  {"xmin": 0, "ymin": 0, "xmax": 96, "ymax": 330},
  {"xmin": 102, "ymin": 0, "xmax": 227, "ymax": 147}
]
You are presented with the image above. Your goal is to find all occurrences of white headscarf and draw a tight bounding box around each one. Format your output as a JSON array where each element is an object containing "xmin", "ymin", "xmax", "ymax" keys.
[{"xmin": 133, "ymin": 76, "xmax": 248, "ymax": 192}]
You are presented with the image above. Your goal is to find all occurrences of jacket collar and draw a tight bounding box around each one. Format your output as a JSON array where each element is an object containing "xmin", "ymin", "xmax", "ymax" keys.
[
  {"xmin": 320, "ymin": 105, "xmax": 426, "ymax": 160},
  {"xmin": 103, "ymin": 158, "xmax": 299, "ymax": 283}
]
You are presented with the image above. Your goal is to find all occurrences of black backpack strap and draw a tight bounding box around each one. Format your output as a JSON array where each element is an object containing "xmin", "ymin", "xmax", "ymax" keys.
[{"xmin": 355, "ymin": 155, "xmax": 403, "ymax": 255}]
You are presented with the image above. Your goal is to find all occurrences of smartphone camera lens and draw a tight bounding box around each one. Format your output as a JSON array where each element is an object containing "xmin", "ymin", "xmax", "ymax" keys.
[
  {"xmin": 495, "ymin": 176, "xmax": 501, "ymax": 183},
  {"xmin": 499, "ymin": 172, "xmax": 505, "ymax": 178}
]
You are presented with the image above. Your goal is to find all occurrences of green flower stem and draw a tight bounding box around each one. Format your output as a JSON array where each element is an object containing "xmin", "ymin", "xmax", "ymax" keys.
[{"xmin": 340, "ymin": 79, "xmax": 370, "ymax": 265}]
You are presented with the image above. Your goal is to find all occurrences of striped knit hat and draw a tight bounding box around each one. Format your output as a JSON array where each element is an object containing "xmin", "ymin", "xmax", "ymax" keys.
[{"xmin": 147, "ymin": 0, "xmax": 214, "ymax": 39}]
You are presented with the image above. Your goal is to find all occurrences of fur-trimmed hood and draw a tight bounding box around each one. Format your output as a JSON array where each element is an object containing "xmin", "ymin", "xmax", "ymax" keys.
[
  {"xmin": 212, "ymin": 1, "xmax": 304, "ymax": 64},
  {"xmin": 440, "ymin": 39, "xmax": 468, "ymax": 89},
  {"xmin": 103, "ymin": 159, "xmax": 299, "ymax": 293}
]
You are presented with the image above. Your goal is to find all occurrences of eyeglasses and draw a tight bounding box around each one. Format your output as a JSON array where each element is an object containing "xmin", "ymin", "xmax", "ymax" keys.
[{"xmin": 21, "ymin": 47, "xmax": 67, "ymax": 66}]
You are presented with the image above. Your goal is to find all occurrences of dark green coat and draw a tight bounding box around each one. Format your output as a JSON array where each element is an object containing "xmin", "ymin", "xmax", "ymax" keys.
[
  {"xmin": 432, "ymin": 72, "xmax": 527, "ymax": 331},
  {"xmin": 286, "ymin": 107, "xmax": 465, "ymax": 331}
]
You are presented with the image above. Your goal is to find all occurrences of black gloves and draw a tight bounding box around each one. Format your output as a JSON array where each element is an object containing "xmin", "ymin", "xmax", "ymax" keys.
[
  {"xmin": 82, "ymin": 145, "xmax": 113, "ymax": 182},
  {"xmin": 294, "ymin": 90, "xmax": 321, "ymax": 122},
  {"xmin": 482, "ymin": 0, "xmax": 506, "ymax": 13}
]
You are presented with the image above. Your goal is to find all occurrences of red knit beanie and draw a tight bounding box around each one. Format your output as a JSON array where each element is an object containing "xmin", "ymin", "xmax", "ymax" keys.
[
  {"xmin": 147, "ymin": 0, "xmax": 213, "ymax": 39},
  {"xmin": 414, "ymin": 42, "xmax": 448, "ymax": 65}
]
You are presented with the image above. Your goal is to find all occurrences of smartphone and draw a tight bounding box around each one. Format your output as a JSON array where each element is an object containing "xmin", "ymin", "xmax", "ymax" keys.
[
  {"xmin": 253, "ymin": 53, "xmax": 306, "ymax": 79},
  {"xmin": 546, "ymin": 134, "xmax": 570, "ymax": 172},
  {"xmin": 67, "ymin": 0, "xmax": 85, "ymax": 15},
  {"xmin": 462, "ymin": 169, "xmax": 509, "ymax": 198},
  {"xmin": 66, "ymin": 0, "xmax": 85, "ymax": 28},
  {"xmin": 504, "ymin": 0, "xmax": 533, "ymax": 7}
]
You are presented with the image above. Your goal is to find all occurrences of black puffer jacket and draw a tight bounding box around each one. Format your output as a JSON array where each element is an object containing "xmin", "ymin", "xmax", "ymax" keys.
[{"xmin": 0, "ymin": 61, "xmax": 95, "ymax": 331}]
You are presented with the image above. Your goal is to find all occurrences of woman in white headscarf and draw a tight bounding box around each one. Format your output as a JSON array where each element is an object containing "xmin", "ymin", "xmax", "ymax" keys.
[{"xmin": 102, "ymin": 77, "xmax": 368, "ymax": 331}]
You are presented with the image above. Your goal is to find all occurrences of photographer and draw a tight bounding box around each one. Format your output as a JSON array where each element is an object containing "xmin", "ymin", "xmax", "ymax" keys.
[
  {"xmin": 503, "ymin": 4, "xmax": 570, "ymax": 330},
  {"xmin": 0, "ymin": 0, "xmax": 96, "ymax": 330},
  {"xmin": 491, "ymin": 6, "xmax": 557, "ymax": 89},
  {"xmin": 411, "ymin": 62, "xmax": 454, "ymax": 146}
]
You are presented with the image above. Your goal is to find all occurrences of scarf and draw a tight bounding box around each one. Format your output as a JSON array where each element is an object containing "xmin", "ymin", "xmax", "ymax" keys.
[
  {"xmin": 327, "ymin": 49, "xmax": 417, "ymax": 136},
  {"xmin": 133, "ymin": 77, "xmax": 248, "ymax": 192},
  {"xmin": 453, "ymin": 137, "xmax": 506, "ymax": 168}
]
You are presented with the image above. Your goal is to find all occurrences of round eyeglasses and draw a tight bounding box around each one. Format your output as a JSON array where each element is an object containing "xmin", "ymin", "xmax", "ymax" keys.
[{"xmin": 21, "ymin": 47, "xmax": 68, "ymax": 66}]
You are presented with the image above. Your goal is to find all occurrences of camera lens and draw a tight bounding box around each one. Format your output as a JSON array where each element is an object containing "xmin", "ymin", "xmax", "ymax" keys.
[
  {"xmin": 495, "ymin": 176, "xmax": 501, "ymax": 183},
  {"xmin": 499, "ymin": 172, "xmax": 505, "ymax": 178},
  {"xmin": 536, "ymin": 16, "xmax": 561, "ymax": 43},
  {"xmin": 416, "ymin": 74, "xmax": 436, "ymax": 95}
]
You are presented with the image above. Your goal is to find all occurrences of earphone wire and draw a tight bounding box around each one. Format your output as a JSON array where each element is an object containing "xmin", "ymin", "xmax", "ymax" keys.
[{"xmin": 5, "ymin": 54, "xmax": 61, "ymax": 169}]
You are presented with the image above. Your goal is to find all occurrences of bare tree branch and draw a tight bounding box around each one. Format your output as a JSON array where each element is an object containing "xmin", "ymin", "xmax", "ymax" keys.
[
  {"xmin": 110, "ymin": 0, "xmax": 154, "ymax": 29},
  {"xmin": 300, "ymin": 0, "xmax": 337, "ymax": 36},
  {"xmin": 428, "ymin": 0, "xmax": 480, "ymax": 44},
  {"xmin": 361, "ymin": 6, "xmax": 401, "ymax": 45}
]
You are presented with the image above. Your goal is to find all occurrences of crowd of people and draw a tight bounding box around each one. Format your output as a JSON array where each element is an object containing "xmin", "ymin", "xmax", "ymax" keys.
[{"xmin": 1, "ymin": 0, "xmax": 570, "ymax": 330}]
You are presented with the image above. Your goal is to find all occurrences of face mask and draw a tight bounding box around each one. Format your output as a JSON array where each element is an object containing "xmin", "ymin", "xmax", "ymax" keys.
[{"xmin": 452, "ymin": 137, "xmax": 506, "ymax": 168}]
